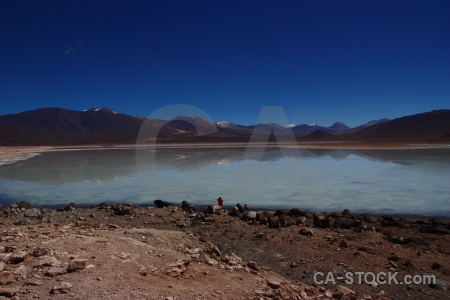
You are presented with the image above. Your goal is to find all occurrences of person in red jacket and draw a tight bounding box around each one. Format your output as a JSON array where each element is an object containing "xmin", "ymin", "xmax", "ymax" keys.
[{"xmin": 217, "ymin": 196, "xmax": 224, "ymax": 207}]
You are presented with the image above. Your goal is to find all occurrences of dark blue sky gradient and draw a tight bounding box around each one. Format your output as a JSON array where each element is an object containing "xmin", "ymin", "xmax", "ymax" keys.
[{"xmin": 1, "ymin": 0, "xmax": 449, "ymax": 126}]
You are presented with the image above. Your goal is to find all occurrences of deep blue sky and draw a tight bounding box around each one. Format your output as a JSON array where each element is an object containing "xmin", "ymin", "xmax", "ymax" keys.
[{"xmin": 1, "ymin": 0, "xmax": 449, "ymax": 127}]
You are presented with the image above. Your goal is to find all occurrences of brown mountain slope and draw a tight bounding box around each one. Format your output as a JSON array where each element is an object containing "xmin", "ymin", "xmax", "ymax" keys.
[
  {"xmin": 343, "ymin": 109, "xmax": 450, "ymax": 142},
  {"xmin": 0, "ymin": 108, "xmax": 144, "ymax": 145}
]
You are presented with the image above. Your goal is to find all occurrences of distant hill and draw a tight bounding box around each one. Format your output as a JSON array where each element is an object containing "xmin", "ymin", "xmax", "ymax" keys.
[
  {"xmin": 0, "ymin": 107, "xmax": 448, "ymax": 145},
  {"xmin": 0, "ymin": 107, "xmax": 145, "ymax": 145},
  {"xmin": 344, "ymin": 110, "xmax": 450, "ymax": 141}
]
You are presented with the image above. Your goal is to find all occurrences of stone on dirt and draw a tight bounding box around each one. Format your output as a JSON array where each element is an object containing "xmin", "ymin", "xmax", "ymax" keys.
[
  {"xmin": 8, "ymin": 251, "xmax": 28, "ymax": 264},
  {"xmin": 46, "ymin": 267, "xmax": 67, "ymax": 277},
  {"xmin": 68, "ymin": 258, "xmax": 87, "ymax": 272},
  {"xmin": 50, "ymin": 282, "xmax": 73, "ymax": 294}
]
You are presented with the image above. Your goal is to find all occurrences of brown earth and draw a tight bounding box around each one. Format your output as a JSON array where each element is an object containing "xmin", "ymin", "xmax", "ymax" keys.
[{"xmin": 1, "ymin": 202, "xmax": 449, "ymax": 300}]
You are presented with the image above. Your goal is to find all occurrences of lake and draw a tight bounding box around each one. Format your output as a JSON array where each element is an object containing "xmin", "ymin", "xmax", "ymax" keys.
[{"xmin": 0, "ymin": 146, "xmax": 449, "ymax": 216}]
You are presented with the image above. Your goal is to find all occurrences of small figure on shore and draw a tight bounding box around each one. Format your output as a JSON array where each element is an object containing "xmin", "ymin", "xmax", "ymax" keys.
[
  {"xmin": 236, "ymin": 203, "xmax": 244, "ymax": 213},
  {"xmin": 217, "ymin": 196, "xmax": 224, "ymax": 207},
  {"xmin": 244, "ymin": 204, "xmax": 249, "ymax": 211}
]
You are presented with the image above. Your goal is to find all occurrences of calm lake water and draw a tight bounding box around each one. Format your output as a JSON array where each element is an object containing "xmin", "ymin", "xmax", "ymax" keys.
[{"xmin": 0, "ymin": 147, "xmax": 449, "ymax": 216}]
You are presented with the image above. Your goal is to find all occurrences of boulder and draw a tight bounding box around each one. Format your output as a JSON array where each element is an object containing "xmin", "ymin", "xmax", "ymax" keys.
[
  {"xmin": 273, "ymin": 210, "xmax": 286, "ymax": 217},
  {"xmin": 288, "ymin": 208, "xmax": 307, "ymax": 217},
  {"xmin": 267, "ymin": 280, "xmax": 281, "ymax": 289},
  {"xmin": 247, "ymin": 261, "xmax": 261, "ymax": 271},
  {"xmin": 111, "ymin": 203, "xmax": 132, "ymax": 215},
  {"xmin": 24, "ymin": 208, "xmax": 41, "ymax": 218},
  {"xmin": 181, "ymin": 200, "xmax": 197, "ymax": 213},
  {"xmin": 0, "ymin": 287, "xmax": 19, "ymax": 298},
  {"xmin": 299, "ymin": 228, "xmax": 313, "ymax": 236},
  {"xmin": 205, "ymin": 205, "xmax": 223, "ymax": 215},
  {"xmin": 8, "ymin": 251, "xmax": 28, "ymax": 264},
  {"xmin": 34, "ymin": 256, "xmax": 60, "ymax": 268},
  {"xmin": 333, "ymin": 218, "xmax": 362, "ymax": 229},
  {"xmin": 313, "ymin": 213, "xmax": 331, "ymax": 229},
  {"xmin": 32, "ymin": 246, "xmax": 49, "ymax": 257},
  {"xmin": 268, "ymin": 216, "xmax": 280, "ymax": 229},
  {"xmin": 154, "ymin": 199, "xmax": 171, "ymax": 208},
  {"xmin": 16, "ymin": 201, "xmax": 33, "ymax": 209},
  {"xmin": 67, "ymin": 259, "xmax": 87, "ymax": 272},
  {"xmin": 429, "ymin": 278, "xmax": 449, "ymax": 290},
  {"xmin": 50, "ymin": 282, "xmax": 73, "ymax": 294},
  {"xmin": 263, "ymin": 211, "xmax": 274, "ymax": 218},
  {"xmin": 295, "ymin": 217, "xmax": 307, "ymax": 226},
  {"xmin": 229, "ymin": 207, "xmax": 241, "ymax": 217},
  {"xmin": 404, "ymin": 237, "xmax": 430, "ymax": 246},
  {"xmin": 246, "ymin": 211, "xmax": 257, "ymax": 220},
  {"xmin": 342, "ymin": 209, "xmax": 351, "ymax": 216},
  {"xmin": 64, "ymin": 202, "xmax": 76, "ymax": 211}
]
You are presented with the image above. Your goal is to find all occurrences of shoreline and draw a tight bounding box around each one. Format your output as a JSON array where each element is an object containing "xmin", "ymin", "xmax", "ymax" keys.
[
  {"xmin": 2, "ymin": 141, "xmax": 450, "ymax": 159},
  {"xmin": 3, "ymin": 201, "xmax": 450, "ymax": 220}
]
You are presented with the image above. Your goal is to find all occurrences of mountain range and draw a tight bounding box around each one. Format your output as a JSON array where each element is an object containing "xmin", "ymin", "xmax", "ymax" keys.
[{"xmin": 0, "ymin": 107, "xmax": 449, "ymax": 145}]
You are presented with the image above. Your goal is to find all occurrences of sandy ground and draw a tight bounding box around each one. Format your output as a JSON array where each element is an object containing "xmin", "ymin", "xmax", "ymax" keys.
[{"xmin": 1, "ymin": 204, "xmax": 449, "ymax": 300}]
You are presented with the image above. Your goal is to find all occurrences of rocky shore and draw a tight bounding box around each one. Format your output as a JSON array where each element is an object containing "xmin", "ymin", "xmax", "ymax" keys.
[{"xmin": 0, "ymin": 201, "xmax": 449, "ymax": 300}]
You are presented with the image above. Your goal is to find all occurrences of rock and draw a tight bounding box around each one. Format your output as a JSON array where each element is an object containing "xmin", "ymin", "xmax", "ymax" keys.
[
  {"xmin": 34, "ymin": 256, "xmax": 61, "ymax": 268},
  {"xmin": 51, "ymin": 282, "xmax": 73, "ymax": 294},
  {"xmin": 313, "ymin": 213, "xmax": 331, "ymax": 229},
  {"xmin": 267, "ymin": 280, "xmax": 281, "ymax": 289},
  {"xmin": 429, "ymin": 278, "xmax": 449, "ymax": 290},
  {"xmin": 8, "ymin": 251, "xmax": 28, "ymax": 264},
  {"xmin": 332, "ymin": 290, "xmax": 344, "ymax": 299},
  {"xmin": 404, "ymin": 237, "xmax": 430, "ymax": 246},
  {"xmin": 68, "ymin": 258, "xmax": 87, "ymax": 272},
  {"xmin": 388, "ymin": 254, "xmax": 400, "ymax": 261},
  {"xmin": 112, "ymin": 203, "xmax": 132, "ymax": 215},
  {"xmin": 64, "ymin": 202, "xmax": 76, "ymax": 211},
  {"xmin": 229, "ymin": 207, "xmax": 241, "ymax": 217},
  {"xmin": 333, "ymin": 218, "xmax": 362, "ymax": 229},
  {"xmin": 246, "ymin": 211, "xmax": 257, "ymax": 220},
  {"xmin": 203, "ymin": 255, "xmax": 219, "ymax": 266},
  {"xmin": 299, "ymin": 228, "xmax": 313, "ymax": 236},
  {"xmin": 32, "ymin": 246, "xmax": 49, "ymax": 257},
  {"xmin": 295, "ymin": 217, "xmax": 307, "ymax": 226},
  {"xmin": 432, "ymin": 262, "xmax": 441, "ymax": 270},
  {"xmin": 330, "ymin": 212, "xmax": 343, "ymax": 218},
  {"xmin": 420, "ymin": 226, "xmax": 450, "ymax": 234},
  {"xmin": 0, "ymin": 287, "xmax": 19, "ymax": 298},
  {"xmin": 268, "ymin": 216, "xmax": 280, "ymax": 228},
  {"xmin": 45, "ymin": 267, "xmax": 67, "ymax": 277},
  {"xmin": 255, "ymin": 212, "xmax": 266, "ymax": 222},
  {"xmin": 206, "ymin": 205, "xmax": 223, "ymax": 215},
  {"xmin": 154, "ymin": 199, "xmax": 171, "ymax": 208},
  {"xmin": 273, "ymin": 210, "xmax": 286, "ymax": 217},
  {"xmin": 0, "ymin": 262, "xmax": 4, "ymax": 271},
  {"xmin": 181, "ymin": 200, "xmax": 197, "ymax": 213},
  {"xmin": 165, "ymin": 259, "xmax": 191, "ymax": 277},
  {"xmin": 247, "ymin": 261, "xmax": 261, "ymax": 271},
  {"xmin": 16, "ymin": 201, "xmax": 33, "ymax": 209},
  {"xmin": 0, "ymin": 274, "xmax": 14, "ymax": 285},
  {"xmin": 339, "ymin": 240, "xmax": 348, "ymax": 248},
  {"xmin": 288, "ymin": 208, "xmax": 307, "ymax": 217},
  {"xmin": 342, "ymin": 209, "xmax": 351, "ymax": 216},
  {"xmin": 14, "ymin": 219, "xmax": 32, "ymax": 225},
  {"xmin": 24, "ymin": 208, "xmax": 41, "ymax": 218},
  {"xmin": 4, "ymin": 246, "xmax": 16, "ymax": 253},
  {"xmin": 25, "ymin": 280, "xmax": 43, "ymax": 286}
]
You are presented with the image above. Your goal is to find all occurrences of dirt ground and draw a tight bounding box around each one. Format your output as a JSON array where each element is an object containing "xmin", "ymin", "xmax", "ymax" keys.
[{"xmin": 1, "ymin": 202, "xmax": 449, "ymax": 300}]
